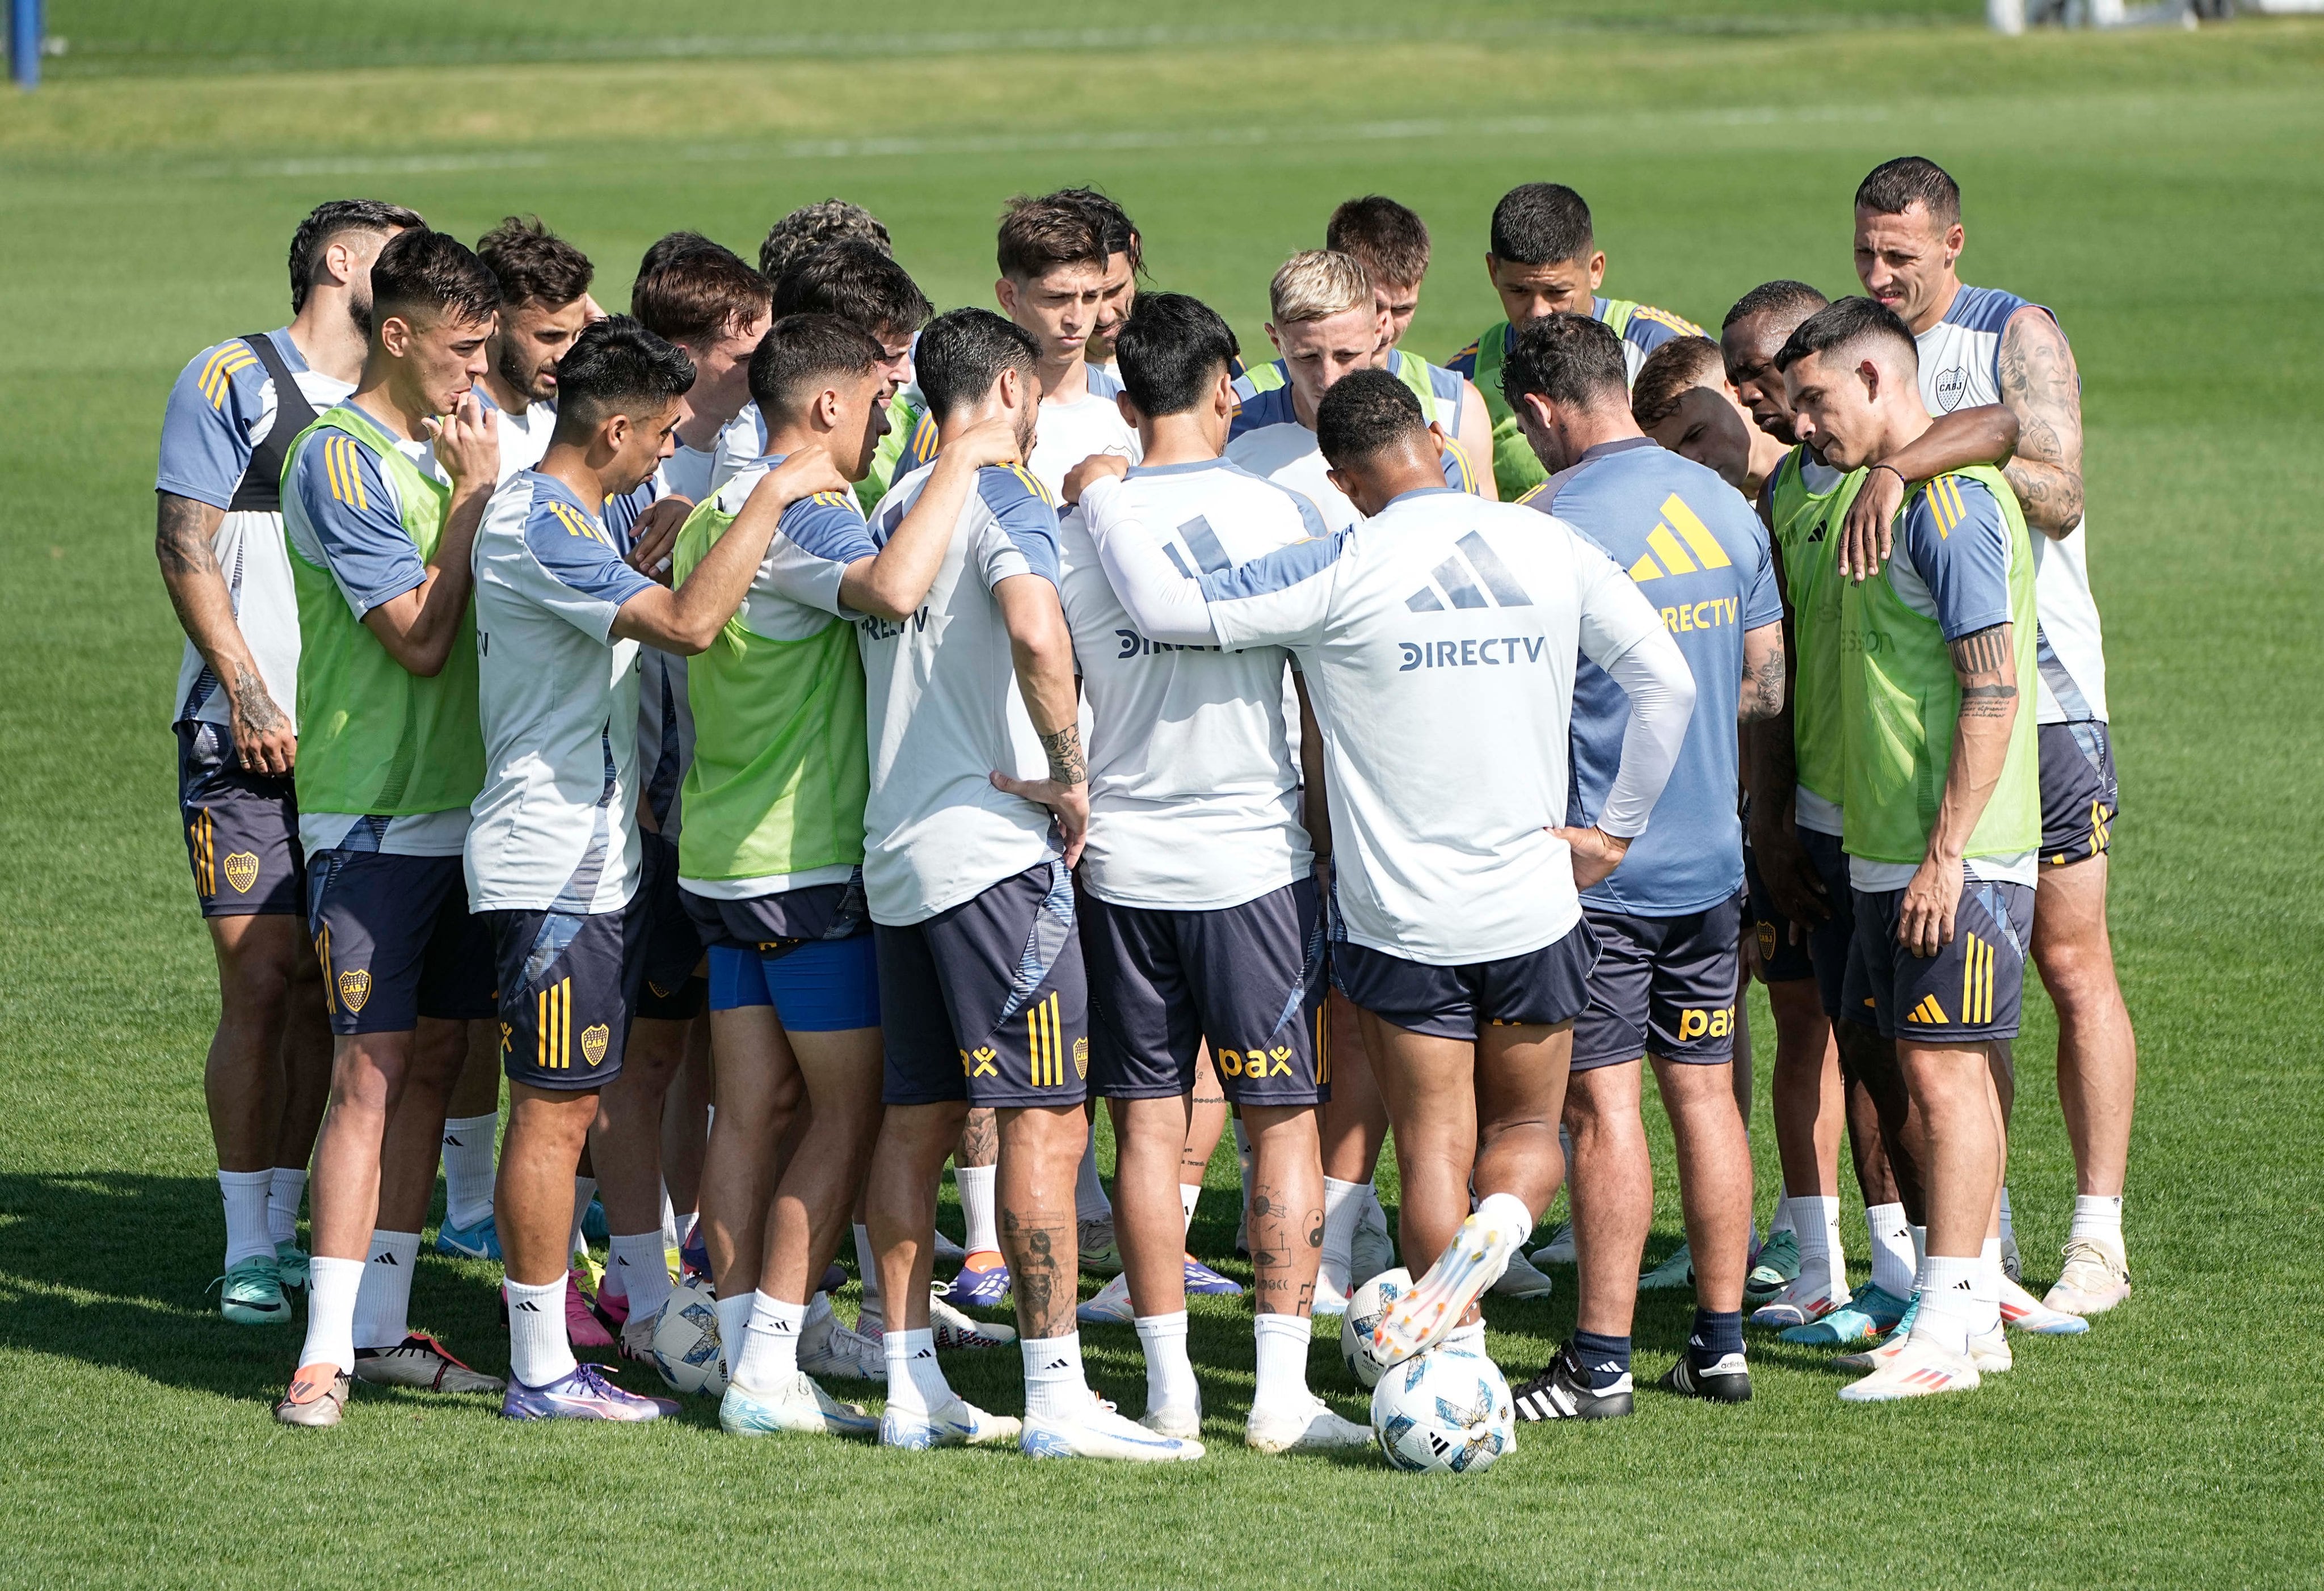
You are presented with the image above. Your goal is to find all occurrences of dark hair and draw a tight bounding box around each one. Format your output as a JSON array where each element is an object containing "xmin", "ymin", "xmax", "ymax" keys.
[
  {"xmin": 629, "ymin": 240, "xmax": 770, "ymax": 348},
  {"xmin": 1630, "ymin": 337, "xmax": 1727, "ymax": 430},
  {"xmin": 369, "ymin": 228, "xmax": 500, "ymax": 329},
  {"xmin": 287, "ymin": 199, "xmax": 426, "ymax": 313},
  {"xmin": 1326, "ymin": 195, "xmax": 1431, "ymax": 287},
  {"xmin": 915, "ymin": 307, "xmax": 1040, "ymax": 422},
  {"xmin": 1500, "ymin": 312, "xmax": 1627, "ymax": 414},
  {"xmin": 1315, "ymin": 369, "xmax": 1427, "ymax": 469},
  {"xmin": 772, "ymin": 239, "xmax": 932, "ymax": 343},
  {"xmin": 747, "ymin": 313, "xmax": 886, "ymax": 427},
  {"xmin": 759, "ymin": 199, "xmax": 891, "ymax": 281},
  {"xmin": 1054, "ymin": 186, "xmax": 1143, "ymax": 276},
  {"xmin": 475, "ymin": 216, "xmax": 593, "ymax": 310},
  {"xmin": 1489, "ymin": 182, "xmax": 1594, "ymax": 267},
  {"xmin": 996, "ymin": 194, "xmax": 1108, "ymax": 280},
  {"xmin": 1773, "ymin": 296, "xmax": 1919, "ymax": 373},
  {"xmin": 1114, "ymin": 293, "xmax": 1239, "ymax": 419},
  {"xmin": 1855, "ymin": 156, "xmax": 1961, "ymax": 227},
  {"xmin": 1723, "ymin": 279, "xmax": 1831, "ymax": 333},
  {"xmin": 549, "ymin": 316, "xmax": 695, "ymax": 441}
]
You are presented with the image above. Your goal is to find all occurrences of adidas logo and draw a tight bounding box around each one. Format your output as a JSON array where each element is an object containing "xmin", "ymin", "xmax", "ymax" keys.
[
  {"xmin": 1405, "ymin": 531, "xmax": 1534, "ymax": 612},
  {"xmin": 1624, "ymin": 495, "xmax": 1733, "ymax": 583},
  {"xmin": 372, "ymin": 1252, "xmax": 399, "ymax": 1265},
  {"xmin": 1905, "ymin": 994, "xmax": 1951, "ymax": 1025},
  {"xmin": 1041, "ymin": 1357, "xmax": 1073, "ymax": 1373},
  {"xmin": 513, "ymin": 1300, "xmax": 542, "ymax": 1313},
  {"xmin": 443, "ymin": 1133, "xmax": 464, "ymax": 1147}
]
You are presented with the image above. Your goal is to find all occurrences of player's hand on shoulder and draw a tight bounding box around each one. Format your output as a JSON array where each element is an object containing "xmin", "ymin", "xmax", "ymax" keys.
[
  {"xmin": 941, "ymin": 414, "xmax": 1028, "ymax": 477},
  {"xmin": 1841, "ymin": 465, "xmax": 1904, "ymax": 582},
  {"xmin": 423, "ymin": 391, "xmax": 499, "ymax": 494},
  {"xmin": 757, "ymin": 445, "xmax": 849, "ymax": 507},
  {"xmin": 625, "ymin": 495, "xmax": 693, "ymax": 584},
  {"xmin": 1553, "ymin": 824, "xmax": 1631, "ymax": 891},
  {"xmin": 1060, "ymin": 452, "xmax": 1130, "ymax": 506}
]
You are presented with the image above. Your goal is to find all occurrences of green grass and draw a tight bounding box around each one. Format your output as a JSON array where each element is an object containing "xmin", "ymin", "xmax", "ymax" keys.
[{"xmin": 3, "ymin": 13, "xmax": 2323, "ymax": 1588}]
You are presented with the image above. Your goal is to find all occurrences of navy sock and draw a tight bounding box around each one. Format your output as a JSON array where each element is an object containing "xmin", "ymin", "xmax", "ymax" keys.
[
  {"xmin": 1689, "ymin": 1308, "xmax": 1745, "ymax": 1367},
  {"xmin": 1571, "ymin": 1330, "xmax": 1631, "ymax": 1390}
]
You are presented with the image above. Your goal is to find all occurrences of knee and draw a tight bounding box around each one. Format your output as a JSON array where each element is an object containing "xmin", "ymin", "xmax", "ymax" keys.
[{"xmin": 2035, "ymin": 937, "xmax": 2119, "ymax": 1009}]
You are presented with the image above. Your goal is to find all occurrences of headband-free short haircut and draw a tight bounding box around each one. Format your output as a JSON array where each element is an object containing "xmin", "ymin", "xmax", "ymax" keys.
[
  {"xmin": 1723, "ymin": 279, "xmax": 1830, "ymax": 334},
  {"xmin": 549, "ymin": 316, "xmax": 696, "ymax": 443},
  {"xmin": 996, "ymin": 194, "xmax": 1108, "ymax": 281},
  {"xmin": 635, "ymin": 231, "xmax": 718, "ymax": 280},
  {"xmin": 1269, "ymin": 250, "xmax": 1373, "ymax": 326},
  {"xmin": 747, "ymin": 313, "xmax": 887, "ymax": 427},
  {"xmin": 1315, "ymin": 368, "xmax": 1426, "ymax": 470},
  {"xmin": 1773, "ymin": 296, "xmax": 1920, "ymax": 374},
  {"xmin": 915, "ymin": 307, "xmax": 1040, "ymax": 422},
  {"xmin": 368, "ymin": 228, "xmax": 500, "ymax": 329},
  {"xmin": 759, "ymin": 198, "xmax": 891, "ymax": 282},
  {"xmin": 287, "ymin": 198, "xmax": 426, "ymax": 313},
  {"xmin": 773, "ymin": 239, "xmax": 932, "ymax": 343},
  {"xmin": 1326, "ymin": 195, "xmax": 1431, "ymax": 288},
  {"xmin": 1114, "ymin": 293, "xmax": 1240, "ymax": 419},
  {"xmin": 1855, "ymin": 156, "xmax": 1961, "ymax": 228},
  {"xmin": 1054, "ymin": 187, "xmax": 1142, "ymax": 276},
  {"xmin": 1630, "ymin": 337, "xmax": 1728, "ymax": 430},
  {"xmin": 475, "ymin": 216, "xmax": 593, "ymax": 311},
  {"xmin": 1489, "ymin": 182, "xmax": 1594, "ymax": 267},
  {"xmin": 629, "ymin": 241, "xmax": 771, "ymax": 348},
  {"xmin": 1500, "ymin": 312, "xmax": 1627, "ymax": 415}
]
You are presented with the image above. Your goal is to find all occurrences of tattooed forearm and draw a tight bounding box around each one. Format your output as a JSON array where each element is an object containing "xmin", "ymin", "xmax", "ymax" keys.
[
  {"xmin": 1996, "ymin": 312, "xmax": 2085, "ymax": 534},
  {"xmin": 1739, "ymin": 632, "xmax": 1787, "ymax": 723},
  {"xmin": 231, "ymin": 663, "xmax": 288, "ymax": 736},
  {"xmin": 155, "ymin": 494, "xmax": 225, "ymax": 579},
  {"xmin": 1039, "ymin": 725, "xmax": 1087, "ymax": 785},
  {"xmin": 1950, "ymin": 623, "xmax": 2018, "ymax": 721}
]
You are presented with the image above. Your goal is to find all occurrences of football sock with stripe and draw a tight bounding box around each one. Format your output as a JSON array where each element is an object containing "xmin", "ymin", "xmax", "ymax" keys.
[
  {"xmin": 713, "ymin": 1290, "xmax": 752, "ymax": 1369},
  {"xmin": 1910, "ymin": 1255, "xmax": 1980, "ymax": 1357},
  {"xmin": 218, "ymin": 1168, "xmax": 275, "ymax": 1269},
  {"xmin": 853, "ymin": 1224, "xmax": 883, "ymax": 1327},
  {"xmin": 507, "ymin": 1273, "xmax": 576, "ymax": 1387},
  {"xmin": 440, "ymin": 1114, "xmax": 499, "ymax": 1231},
  {"xmin": 608, "ymin": 1232, "xmax": 670, "ymax": 1328},
  {"xmin": 2068, "ymin": 1193, "xmax": 2124, "ymax": 1248},
  {"xmin": 300, "ymin": 1255, "xmax": 364, "ymax": 1374},
  {"xmin": 884, "ymin": 1327, "xmax": 948, "ymax": 1416},
  {"xmin": 1687, "ymin": 1308, "xmax": 1745, "ymax": 1370},
  {"xmin": 730, "ymin": 1293, "xmax": 803, "ymax": 1392},
  {"xmin": 352, "ymin": 1230, "xmax": 419, "ymax": 1349},
  {"xmin": 1022, "ymin": 1332, "xmax": 1090, "ymax": 1420},
  {"xmin": 1320, "ymin": 1176, "xmax": 1366, "ymax": 1289},
  {"xmin": 956, "ymin": 1163, "xmax": 999, "ymax": 1257},
  {"xmin": 1793, "ymin": 1194, "xmax": 1843, "ymax": 1299},
  {"xmin": 1867, "ymin": 1202, "xmax": 1917, "ymax": 1298},
  {"xmin": 1572, "ymin": 1329, "xmax": 1631, "ymax": 1390},
  {"xmin": 1769, "ymin": 1188, "xmax": 1796, "ymax": 1239}
]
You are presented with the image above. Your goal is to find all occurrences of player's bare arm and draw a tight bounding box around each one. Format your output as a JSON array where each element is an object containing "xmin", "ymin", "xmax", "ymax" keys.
[
  {"xmin": 1898, "ymin": 620, "xmax": 2019, "ymax": 958},
  {"xmin": 360, "ymin": 392, "xmax": 499, "ymax": 676},
  {"xmin": 1839, "ymin": 403, "xmax": 2021, "ymax": 579},
  {"xmin": 840, "ymin": 416, "xmax": 1022, "ymax": 620},
  {"xmin": 611, "ymin": 449, "xmax": 848, "ymax": 652},
  {"xmin": 1739, "ymin": 621, "xmax": 1787, "ymax": 723},
  {"xmin": 155, "ymin": 491, "xmax": 295, "ymax": 774},
  {"xmin": 1995, "ymin": 308, "xmax": 2084, "ymax": 537},
  {"xmin": 988, "ymin": 574, "xmax": 1089, "ymax": 866},
  {"xmin": 1455, "ymin": 378, "xmax": 1500, "ymax": 500}
]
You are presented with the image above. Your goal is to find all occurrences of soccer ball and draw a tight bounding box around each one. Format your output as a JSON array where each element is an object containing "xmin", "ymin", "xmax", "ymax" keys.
[
  {"xmin": 1369, "ymin": 1346, "xmax": 1515, "ymax": 1475},
  {"xmin": 650, "ymin": 1274, "xmax": 729, "ymax": 1396},
  {"xmin": 1340, "ymin": 1266, "xmax": 1412, "ymax": 1388}
]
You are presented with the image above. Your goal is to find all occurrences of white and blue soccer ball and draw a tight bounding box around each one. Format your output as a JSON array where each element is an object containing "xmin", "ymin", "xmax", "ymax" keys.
[
  {"xmin": 1341, "ymin": 1266, "xmax": 1413, "ymax": 1388},
  {"xmin": 1370, "ymin": 1346, "xmax": 1516, "ymax": 1475},
  {"xmin": 650, "ymin": 1274, "xmax": 729, "ymax": 1397}
]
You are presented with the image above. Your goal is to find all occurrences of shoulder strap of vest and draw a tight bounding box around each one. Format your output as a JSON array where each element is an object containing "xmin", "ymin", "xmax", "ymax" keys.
[
  {"xmin": 1599, "ymin": 299, "xmax": 1637, "ymax": 335},
  {"xmin": 226, "ymin": 332, "xmax": 323, "ymax": 514}
]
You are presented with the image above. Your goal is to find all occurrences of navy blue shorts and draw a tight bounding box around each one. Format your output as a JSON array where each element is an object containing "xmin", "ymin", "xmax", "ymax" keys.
[
  {"xmin": 633, "ymin": 833, "xmax": 706, "ymax": 1021},
  {"xmin": 178, "ymin": 722, "xmax": 303, "ymax": 917},
  {"xmin": 1744, "ymin": 838, "xmax": 1814, "ymax": 984},
  {"xmin": 1083, "ymin": 877, "xmax": 1328, "ymax": 1108},
  {"xmin": 2040, "ymin": 721, "xmax": 2118, "ymax": 869},
  {"xmin": 1797, "ymin": 826, "xmax": 1861, "ymax": 1025},
  {"xmin": 1332, "ymin": 919, "xmax": 1598, "ymax": 1041},
  {"xmin": 307, "ymin": 849, "xmax": 495, "ymax": 1036},
  {"xmin": 1844, "ymin": 875, "xmax": 2034, "ymax": 1044},
  {"xmin": 877, "ymin": 861, "xmax": 1089, "ymax": 1109},
  {"xmin": 688, "ymin": 875, "xmax": 876, "ymax": 1030},
  {"xmin": 1571, "ymin": 896, "xmax": 1744, "ymax": 1071},
  {"xmin": 487, "ymin": 894, "xmax": 649, "ymax": 1091}
]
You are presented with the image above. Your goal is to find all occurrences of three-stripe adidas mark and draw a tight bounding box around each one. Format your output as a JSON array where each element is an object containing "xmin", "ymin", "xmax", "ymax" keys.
[
  {"xmin": 1405, "ymin": 531, "xmax": 1534, "ymax": 612},
  {"xmin": 1625, "ymin": 494, "xmax": 1731, "ymax": 583}
]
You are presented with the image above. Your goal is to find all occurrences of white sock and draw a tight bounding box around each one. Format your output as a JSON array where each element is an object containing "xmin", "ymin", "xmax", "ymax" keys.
[
  {"xmin": 608, "ymin": 1232, "xmax": 670, "ymax": 1325},
  {"xmin": 439, "ymin": 1113, "xmax": 499, "ymax": 1230},
  {"xmin": 1021, "ymin": 1332, "xmax": 1089, "ymax": 1421},
  {"xmin": 2068, "ymin": 1193, "xmax": 2124, "ymax": 1249},
  {"xmin": 506, "ymin": 1274, "xmax": 577, "ymax": 1387},
  {"xmin": 266, "ymin": 1167, "xmax": 306, "ymax": 1248},
  {"xmin": 298, "ymin": 1255, "xmax": 364, "ymax": 1373},
  {"xmin": 1769, "ymin": 1187, "xmax": 1796, "ymax": 1239},
  {"xmin": 1976, "ymin": 1237, "xmax": 2007, "ymax": 1336},
  {"xmin": 217, "ymin": 1169, "xmax": 275, "ymax": 1268},
  {"xmin": 854, "ymin": 1223, "xmax": 883, "ymax": 1320},
  {"xmin": 1180, "ymin": 1184, "xmax": 1202, "ymax": 1233},
  {"xmin": 1133, "ymin": 1310, "xmax": 1197, "ymax": 1415},
  {"xmin": 1075, "ymin": 1128, "xmax": 1112, "ymax": 1223},
  {"xmin": 1320, "ymin": 1176, "xmax": 1365, "ymax": 1290},
  {"xmin": 1252, "ymin": 1312, "xmax": 1313, "ymax": 1412},
  {"xmin": 568, "ymin": 1177, "xmax": 596, "ymax": 1260},
  {"xmin": 352, "ymin": 1230, "xmax": 420, "ymax": 1350},
  {"xmin": 713, "ymin": 1289, "xmax": 753, "ymax": 1366},
  {"xmin": 731, "ymin": 1291, "xmax": 804, "ymax": 1392},
  {"xmin": 884, "ymin": 1327, "xmax": 950, "ymax": 1416},
  {"xmin": 1866, "ymin": 1203, "xmax": 1917, "ymax": 1298},
  {"xmin": 1446, "ymin": 1318, "xmax": 1487, "ymax": 1353},
  {"xmin": 957, "ymin": 1164, "xmax": 999, "ymax": 1255},
  {"xmin": 1912, "ymin": 1255, "xmax": 1981, "ymax": 1357},
  {"xmin": 1792, "ymin": 1195, "xmax": 1844, "ymax": 1299},
  {"xmin": 1998, "ymin": 1185, "xmax": 2015, "ymax": 1248},
  {"xmin": 1474, "ymin": 1190, "xmax": 1534, "ymax": 1257}
]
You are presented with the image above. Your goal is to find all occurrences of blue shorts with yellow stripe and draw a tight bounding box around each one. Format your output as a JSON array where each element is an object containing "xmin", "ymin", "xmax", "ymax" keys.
[
  {"xmin": 877, "ymin": 861, "xmax": 1089, "ymax": 1109},
  {"xmin": 1843, "ymin": 877, "xmax": 2032, "ymax": 1045},
  {"xmin": 486, "ymin": 894, "xmax": 649, "ymax": 1091}
]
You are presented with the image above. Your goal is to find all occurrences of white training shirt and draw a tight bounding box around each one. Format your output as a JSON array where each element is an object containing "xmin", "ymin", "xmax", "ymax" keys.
[
  {"xmin": 1083, "ymin": 479, "xmax": 1689, "ymax": 965},
  {"xmin": 857, "ymin": 460, "xmax": 1064, "ymax": 926},
  {"xmin": 1026, "ymin": 363, "xmax": 1141, "ymax": 501},
  {"xmin": 465, "ymin": 469, "xmax": 655, "ymax": 915},
  {"xmin": 1916, "ymin": 283, "xmax": 2107, "ymax": 726},
  {"xmin": 611, "ymin": 441, "xmax": 718, "ymax": 841},
  {"xmin": 1058, "ymin": 458, "xmax": 1323, "ymax": 910},
  {"xmin": 706, "ymin": 402, "xmax": 766, "ymax": 497},
  {"xmin": 481, "ymin": 389, "xmax": 557, "ymax": 483}
]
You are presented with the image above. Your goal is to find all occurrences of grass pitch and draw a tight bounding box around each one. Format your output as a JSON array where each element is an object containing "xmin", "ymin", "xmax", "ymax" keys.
[{"xmin": 2, "ymin": 10, "xmax": 2321, "ymax": 1588}]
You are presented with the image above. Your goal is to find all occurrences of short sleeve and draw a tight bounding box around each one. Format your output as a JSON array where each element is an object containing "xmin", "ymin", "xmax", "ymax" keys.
[
  {"xmin": 1737, "ymin": 507, "xmax": 1783, "ymax": 630},
  {"xmin": 601, "ymin": 476, "xmax": 659, "ymax": 550},
  {"xmin": 973, "ymin": 466, "xmax": 1060, "ymax": 592},
  {"xmin": 761, "ymin": 491, "xmax": 878, "ymax": 617},
  {"xmin": 155, "ymin": 339, "xmax": 262, "ymax": 507},
  {"xmin": 519, "ymin": 494, "xmax": 655, "ymax": 639},
  {"xmin": 288, "ymin": 431, "xmax": 426, "ymax": 620},
  {"xmin": 1901, "ymin": 475, "xmax": 2012, "ymax": 641},
  {"xmin": 1198, "ymin": 532, "xmax": 1350, "ymax": 653}
]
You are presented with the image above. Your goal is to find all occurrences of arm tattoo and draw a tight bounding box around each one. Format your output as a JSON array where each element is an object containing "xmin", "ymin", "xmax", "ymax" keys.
[
  {"xmin": 1740, "ymin": 634, "xmax": 1787, "ymax": 723},
  {"xmin": 1949, "ymin": 623, "xmax": 2019, "ymax": 720},
  {"xmin": 1996, "ymin": 313, "xmax": 2085, "ymax": 532},
  {"xmin": 1039, "ymin": 725, "xmax": 1087, "ymax": 785},
  {"xmin": 230, "ymin": 663, "xmax": 287, "ymax": 736},
  {"xmin": 155, "ymin": 494, "xmax": 223, "ymax": 579}
]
